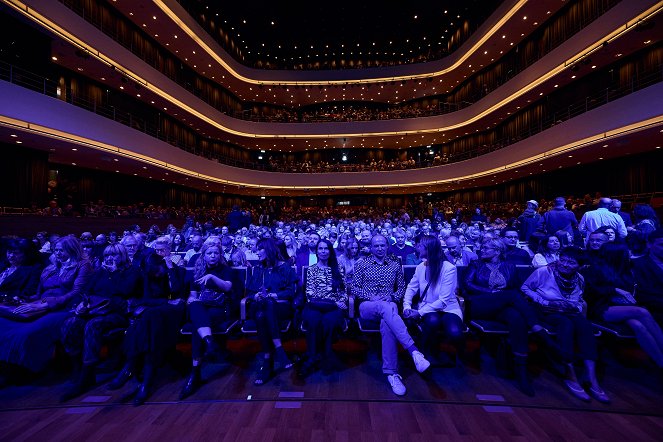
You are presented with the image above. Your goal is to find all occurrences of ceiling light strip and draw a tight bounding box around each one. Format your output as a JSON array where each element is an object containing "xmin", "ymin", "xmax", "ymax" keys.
[
  {"xmin": 153, "ymin": 0, "xmax": 527, "ymax": 86},
  {"xmin": 2, "ymin": 114, "xmax": 660, "ymax": 190},
  {"xmin": 3, "ymin": 0, "xmax": 661, "ymax": 140}
]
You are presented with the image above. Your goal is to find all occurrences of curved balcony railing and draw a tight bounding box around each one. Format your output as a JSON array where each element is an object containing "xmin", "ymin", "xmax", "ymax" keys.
[
  {"xmin": 2, "ymin": 59, "xmax": 661, "ymax": 173},
  {"xmin": 58, "ymin": 0, "xmax": 619, "ymax": 119}
]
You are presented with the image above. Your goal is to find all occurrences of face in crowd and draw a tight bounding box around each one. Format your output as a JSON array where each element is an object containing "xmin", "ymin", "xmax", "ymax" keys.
[
  {"xmin": 587, "ymin": 232, "xmax": 609, "ymax": 251},
  {"xmin": 370, "ymin": 235, "xmax": 388, "ymax": 260},
  {"xmin": 502, "ymin": 230, "xmax": 519, "ymax": 248}
]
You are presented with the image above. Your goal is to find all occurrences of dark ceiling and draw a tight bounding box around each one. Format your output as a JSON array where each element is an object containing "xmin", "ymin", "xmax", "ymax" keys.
[{"xmin": 179, "ymin": 0, "xmax": 504, "ymax": 69}]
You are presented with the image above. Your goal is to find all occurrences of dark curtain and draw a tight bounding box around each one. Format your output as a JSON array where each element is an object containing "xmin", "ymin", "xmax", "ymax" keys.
[{"xmin": 0, "ymin": 145, "xmax": 49, "ymax": 207}]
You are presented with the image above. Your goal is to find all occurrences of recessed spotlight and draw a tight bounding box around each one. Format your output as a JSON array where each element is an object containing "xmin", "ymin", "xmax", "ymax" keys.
[
  {"xmin": 71, "ymin": 148, "xmax": 77, "ymax": 151},
  {"xmin": 10, "ymin": 134, "xmax": 17, "ymax": 138},
  {"xmin": 15, "ymin": 141, "xmax": 22, "ymax": 144},
  {"xmin": 51, "ymin": 56, "xmax": 57, "ymax": 61}
]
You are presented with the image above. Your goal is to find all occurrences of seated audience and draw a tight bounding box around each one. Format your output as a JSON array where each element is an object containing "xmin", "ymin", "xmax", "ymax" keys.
[
  {"xmin": 0, "ymin": 236, "xmax": 92, "ymax": 378},
  {"xmin": 180, "ymin": 242, "xmax": 242, "ymax": 399},
  {"xmin": 583, "ymin": 242, "xmax": 663, "ymax": 370},
  {"xmin": 403, "ymin": 235, "xmax": 464, "ymax": 364},
  {"xmin": 501, "ymin": 228, "xmax": 531, "ymax": 265},
  {"xmin": 337, "ymin": 237, "xmax": 360, "ymax": 287},
  {"xmin": 245, "ymin": 238, "xmax": 297, "ymax": 385},
  {"xmin": 388, "ymin": 228, "xmax": 415, "ymax": 263},
  {"xmin": 106, "ymin": 253, "xmax": 187, "ymax": 405},
  {"xmin": 464, "ymin": 238, "xmax": 556, "ymax": 396},
  {"xmin": 443, "ymin": 234, "xmax": 477, "ymax": 267},
  {"xmin": 532, "ymin": 235, "xmax": 561, "ymax": 267},
  {"xmin": 521, "ymin": 247, "xmax": 609, "ymax": 403},
  {"xmin": 632, "ymin": 229, "xmax": 663, "ymax": 325},
  {"xmin": 0, "ymin": 238, "xmax": 41, "ymax": 303},
  {"xmin": 352, "ymin": 234, "xmax": 430, "ymax": 396},
  {"xmin": 60, "ymin": 244, "xmax": 142, "ymax": 401},
  {"xmin": 299, "ymin": 239, "xmax": 347, "ymax": 377}
]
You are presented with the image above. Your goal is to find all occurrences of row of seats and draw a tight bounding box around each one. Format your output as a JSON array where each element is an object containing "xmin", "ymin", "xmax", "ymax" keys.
[{"xmin": 178, "ymin": 264, "xmax": 636, "ymax": 347}]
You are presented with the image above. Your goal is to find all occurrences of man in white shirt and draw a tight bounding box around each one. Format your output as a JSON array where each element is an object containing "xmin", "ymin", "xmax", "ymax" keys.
[{"xmin": 578, "ymin": 198, "xmax": 627, "ymax": 244}]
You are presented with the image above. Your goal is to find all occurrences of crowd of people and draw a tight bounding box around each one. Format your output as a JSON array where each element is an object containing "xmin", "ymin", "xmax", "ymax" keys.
[
  {"xmin": 267, "ymin": 155, "xmax": 452, "ymax": 173},
  {"xmin": 1, "ymin": 195, "xmax": 662, "ymax": 404},
  {"xmin": 247, "ymin": 102, "xmax": 457, "ymax": 124}
]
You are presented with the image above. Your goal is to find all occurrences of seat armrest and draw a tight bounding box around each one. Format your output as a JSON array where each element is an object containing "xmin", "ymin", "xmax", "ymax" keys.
[
  {"xmin": 240, "ymin": 296, "xmax": 252, "ymax": 320},
  {"xmin": 348, "ymin": 294, "xmax": 355, "ymax": 319}
]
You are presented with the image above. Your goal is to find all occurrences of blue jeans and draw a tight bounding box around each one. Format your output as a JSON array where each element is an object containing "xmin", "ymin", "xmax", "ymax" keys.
[{"xmin": 359, "ymin": 300, "xmax": 415, "ymax": 374}]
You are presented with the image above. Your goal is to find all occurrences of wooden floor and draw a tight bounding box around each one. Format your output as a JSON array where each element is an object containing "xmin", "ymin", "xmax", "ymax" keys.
[{"xmin": 1, "ymin": 335, "xmax": 662, "ymax": 441}]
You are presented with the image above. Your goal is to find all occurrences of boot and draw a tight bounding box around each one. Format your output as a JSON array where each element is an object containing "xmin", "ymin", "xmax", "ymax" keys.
[
  {"xmin": 273, "ymin": 346, "xmax": 293, "ymax": 371},
  {"xmin": 297, "ymin": 356, "xmax": 317, "ymax": 379},
  {"xmin": 254, "ymin": 355, "xmax": 273, "ymax": 386},
  {"xmin": 61, "ymin": 364, "xmax": 95, "ymax": 402},
  {"xmin": 107, "ymin": 362, "xmax": 134, "ymax": 390},
  {"xmin": 203, "ymin": 335, "xmax": 222, "ymax": 362},
  {"xmin": 134, "ymin": 363, "xmax": 154, "ymax": 406},
  {"xmin": 179, "ymin": 365, "xmax": 202, "ymax": 400},
  {"xmin": 514, "ymin": 355, "xmax": 535, "ymax": 397}
]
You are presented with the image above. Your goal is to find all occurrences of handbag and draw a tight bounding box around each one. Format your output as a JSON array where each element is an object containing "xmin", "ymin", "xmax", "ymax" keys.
[
  {"xmin": 307, "ymin": 299, "xmax": 338, "ymax": 313},
  {"xmin": 76, "ymin": 295, "xmax": 122, "ymax": 317},
  {"xmin": 0, "ymin": 302, "xmax": 47, "ymax": 321},
  {"xmin": 611, "ymin": 291, "xmax": 636, "ymax": 306},
  {"xmin": 539, "ymin": 300, "xmax": 578, "ymax": 315}
]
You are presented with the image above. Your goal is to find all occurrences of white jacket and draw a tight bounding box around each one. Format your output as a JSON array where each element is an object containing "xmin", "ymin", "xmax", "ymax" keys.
[{"xmin": 403, "ymin": 261, "xmax": 462, "ymax": 319}]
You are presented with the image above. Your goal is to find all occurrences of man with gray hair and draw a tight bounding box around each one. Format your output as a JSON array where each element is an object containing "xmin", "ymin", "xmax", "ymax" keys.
[
  {"xmin": 578, "ymin": 197, "xmax": 627, "ymax": 244},
  {"xmin": 610, "ymin": 199, "xmax": 632, "ymax": 227}
]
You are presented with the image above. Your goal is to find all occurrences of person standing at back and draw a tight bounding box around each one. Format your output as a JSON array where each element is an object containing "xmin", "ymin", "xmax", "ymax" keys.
[{"xmin": 539, "ymin": 197, "xmax": 578, "ymax": 239}]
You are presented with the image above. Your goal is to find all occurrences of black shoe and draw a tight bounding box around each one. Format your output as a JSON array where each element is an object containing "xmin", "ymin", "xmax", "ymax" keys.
[
  {"xmin": 60, "ymin": 365, "xmax": 95, "ymax": 402},
  {"xmin": 107, "ymin": 366, "xmax": 133, "ymax": 391},
  {"xmin": 515, "ymin": 374, "xmax": 535, "ymax": 397},
  {"xmin": 254, "ymin": 358, "xmax": 273, "ymax": 385},
  {"xmin": 514, "ymin": 357, "xmax": 535, "ymax": 397},
  {"xmin": 133, "ymin": 383, "xmax": 150, "ymax": 406},
  {"xmin": 273, "ymin": 347, "xmax": 293, "ymax": 371},
  {"xmin": 297, "ymin": 360, "xmax": 317, "ymax": 379},
  {"xmin": 179, "ymin": 367, "xmax": 202, "ymax": 400}
]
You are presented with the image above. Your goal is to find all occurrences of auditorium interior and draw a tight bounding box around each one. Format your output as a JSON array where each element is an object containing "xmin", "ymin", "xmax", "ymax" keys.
[{"xmin": 1, "ymin": 0, "xmax": 663, "ymax": 439}]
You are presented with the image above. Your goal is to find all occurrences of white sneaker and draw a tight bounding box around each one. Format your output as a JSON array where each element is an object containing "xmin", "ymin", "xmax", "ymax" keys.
[
  {"xmin": 412, "ymin": 351, "xmax": 431, "ymax": 373},
  {"xmin": 387, "ymin": 374, "xmax": 406, "ymax": 396}
]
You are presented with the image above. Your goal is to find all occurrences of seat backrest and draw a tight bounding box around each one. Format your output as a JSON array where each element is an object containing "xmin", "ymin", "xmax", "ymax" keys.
[
  {"xmin": 515, "ymin": 265, "xmax": 536, "ymax": 285},
  {"xmin": 403, "ymin": 265, "xmax": 417, "ymax": 286}
]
